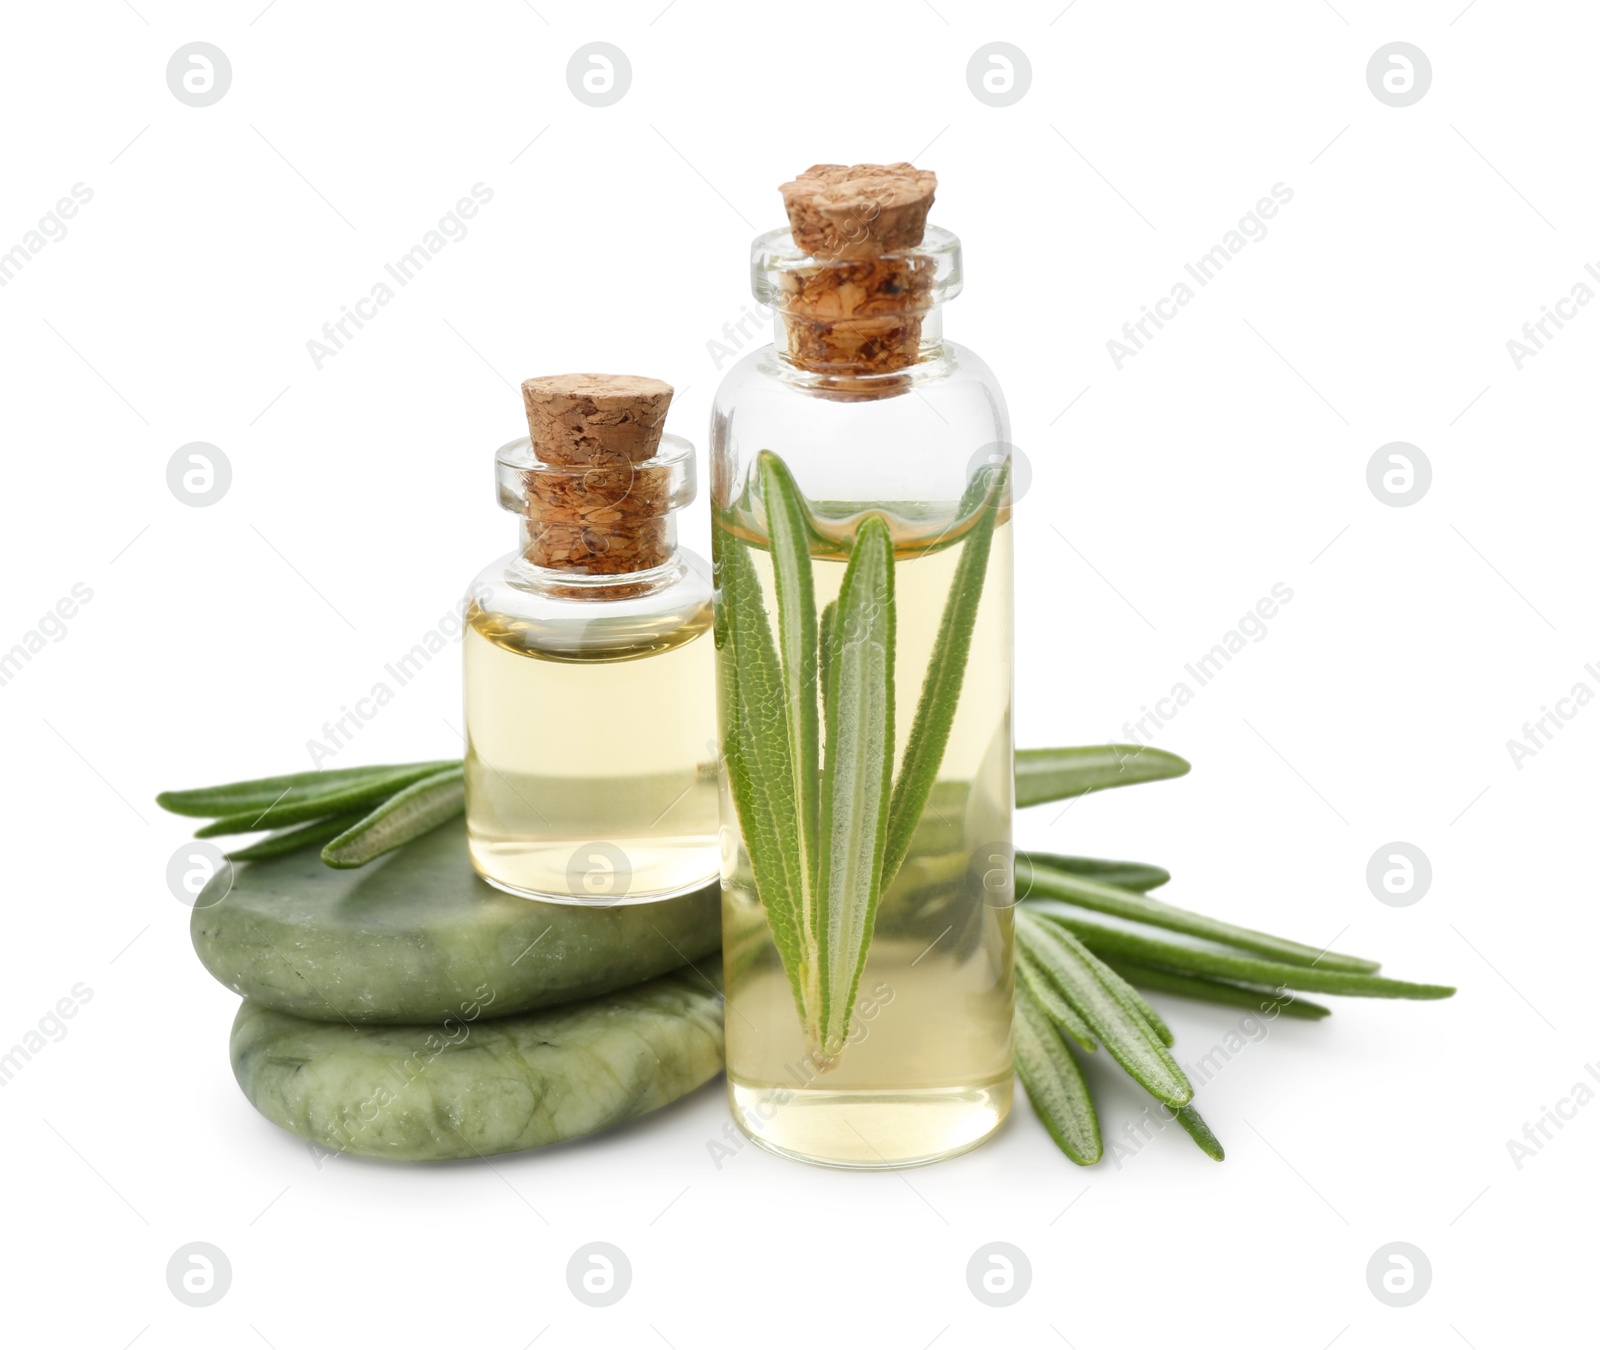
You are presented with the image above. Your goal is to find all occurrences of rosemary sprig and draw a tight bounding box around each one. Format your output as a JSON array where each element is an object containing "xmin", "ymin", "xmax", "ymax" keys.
[
  {"xmin": 156, "ymin": 761, "xmax": 456, "ymax": 818},
  {"xmin": 187, "ymin": 763, "xmax": 456, "ymax": 836},
  {"xmin": 720, "ymin": 454, "xmax": 1005, "ymax": 1057},
  {"xmin": 1030, "ymin": 906, "xmax": 1455, "ymax": 1000},
  {"xmin": 1016, "ymin": 907, "xmax": 1193, "ymax": 1107},
  {"xmin": 1016, "ymin": 851, "xmax": 1455, "ymax": 1167},
  {"xmin": 1018, "ymin": 941, "xmax": 1228, "ymax": 1167}
]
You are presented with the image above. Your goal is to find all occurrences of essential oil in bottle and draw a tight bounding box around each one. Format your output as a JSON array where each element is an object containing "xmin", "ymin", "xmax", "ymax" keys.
[
  {"xmin": 463, "ymin": 375, "xmax": 719, "ymax": 904},
  {"xmin": 713, "ymin": 163, "xmax": 1017, "ymax": 1167}
]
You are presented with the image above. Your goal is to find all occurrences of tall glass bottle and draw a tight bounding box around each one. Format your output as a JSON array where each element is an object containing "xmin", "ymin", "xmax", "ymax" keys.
[
  {"xmin": 712, "ymin": 165, "xmax": 1016, "ymax": 1167},
  {"xmin": 464, "ymin": 375, "xmax": 720, "ymax": 905}
]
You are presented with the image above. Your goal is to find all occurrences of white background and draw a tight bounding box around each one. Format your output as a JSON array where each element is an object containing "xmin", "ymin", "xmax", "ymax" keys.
[{"xmin": 1, "ymin": 1, "xmax": 1594, "ymax": 1346}]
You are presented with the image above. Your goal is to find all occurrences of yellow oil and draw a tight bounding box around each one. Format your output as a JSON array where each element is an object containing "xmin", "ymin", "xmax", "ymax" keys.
[
  {"xmin": 463, "ymin": 602, "xmax": 721, "ymax": 903},
  {"xmin": 719, "ymin": 517, "xmax": 1015, "ymax": 1167}
]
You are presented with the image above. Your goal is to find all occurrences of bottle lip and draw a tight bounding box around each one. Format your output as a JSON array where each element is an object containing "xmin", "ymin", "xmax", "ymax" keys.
[
  {"xmin": 494, "ymin": 431, "xmax": 697, "ymax": 516},
  {"xmin": 497, "ymin": 550, "xmax": 697, "ymax": 602},
  {"xmin": 750, "ymin": 224, "xmax": 964, "ymax": 311}
]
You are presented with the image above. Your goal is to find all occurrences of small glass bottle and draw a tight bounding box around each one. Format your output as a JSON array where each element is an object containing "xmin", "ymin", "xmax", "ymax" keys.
[
  {"xmin": 464, "ymin": 374, "xmax": 720, "ymax": 905},
  {"xmin": 713, "ymin": 164, "xmax": 1016, "ymax": 1167}
]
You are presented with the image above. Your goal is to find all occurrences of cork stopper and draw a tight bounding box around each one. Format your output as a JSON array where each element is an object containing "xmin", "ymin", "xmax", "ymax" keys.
[
  {"xmin": 521, "ymin": 374, "xmax": 673, "ymax": 466},
  {"xmin": 773, "ymin": 163, "xmax": 939, "ymax": 378},
  {"xmin": 517, "ymin": 374, "xmax": 677, "ymax": 578},
  {"xmin": 779, "ymin": 163, "xmax": 937, "ymax": 261}
]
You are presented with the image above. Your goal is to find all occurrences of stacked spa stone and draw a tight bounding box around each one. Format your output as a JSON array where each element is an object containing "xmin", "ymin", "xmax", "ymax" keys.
[{"xmin": 193, "ymin": 827, "xmax": 724, "ymax": 1161}]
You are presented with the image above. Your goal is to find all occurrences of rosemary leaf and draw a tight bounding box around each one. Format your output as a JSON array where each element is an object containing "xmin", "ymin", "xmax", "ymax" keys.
[
  {"xmin": 1103, "ymin": 960, "xmax": 1333, "ymax": 1020},
  {"xmin": 320, "ymin": 767, "xmax": 464, "ymax": 868},
  {"xmin": 1026, "ymin": 913, "xmax": 1174, "ymax": 1047},
  {"xmin": 157, "ymin": 760, "xmax": 459, "ymax": 818},
  {"xmin": 1031, "ymin": 906, "xmax": 1457, "ymax": 1000},
  {"xmin": 1022, "ymin": 852, "xmax": 1171, "ymax": 893},
  {"xmin": 1016, "ymin": 908, "xmax": 1193, "ymax": 1107},
  {"xmin": 757, "ymin": 451, "xmax": 824, "ymax": 945},
  {"xmin": 817, "ymin": 599, "xmax": 837, "ymax": 712},
  {"xmin": 953, "ymin": 456, "xmax": 1002, "ymax": 523},
  {"xmin": 1016, "ymin": 948, "xmax": 1097, "ymax": 1052},
  {"xmin": 816, "ymin": 515, "xmax": 896, "ymax": 1056},
  {"xmin": 193, "ymin": 763, "xmax": 462, "ymax": 837},
  {"xmin": 1015, "ymin": 979, "xmax": 1102, "ymax": 1165},
  {"xmin": 1025, "ymin": 865, "xmax": 1381, "ymax": 975},
  {"xmin": 1015, "ymin": 745, "xmax": 1190, "ymax": 808},
  {"xmin": 225, "ymin": 810, "xmax": 369, "ymax": 862},
  {"xmin": 718, "ymin": 536, "xmax": 813, "ymax": 1029},
  {"xmin": 881, "ymin": 462, "xmax": 1007, "ymax": 889},
  {"xmin": 1172, "ymin": 1104, "xmax": 1226, "ymax": 1161},
  {"xmin": 1087, "ymin": 950, "xmax": 1175, "ymax": 1048}
]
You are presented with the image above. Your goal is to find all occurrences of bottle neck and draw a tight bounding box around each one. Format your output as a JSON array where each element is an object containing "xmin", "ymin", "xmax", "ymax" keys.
[
  {"xmin": 750, "ymin": 225, "xmax": 962, "ymax": 389},
  {"xmin": 494, "ymin": 431, "xmax": 698, "ymax": 600},
  {"xmin": 772, "ymin": 302, "xmax": 946, "ymax": 379},
  {"xmin": 508, "ymin": 530, "xmax": 688, "ymax": 602}
]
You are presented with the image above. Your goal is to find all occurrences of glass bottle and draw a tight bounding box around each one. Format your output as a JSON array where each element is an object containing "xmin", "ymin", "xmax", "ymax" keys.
[
  {"xmin": 464, "ymin": 375, "xmax": 720, "ymax": 905},
  {"xmin": 712, "ymin": 165, "xmax": 1016, "ymax": 1167}
]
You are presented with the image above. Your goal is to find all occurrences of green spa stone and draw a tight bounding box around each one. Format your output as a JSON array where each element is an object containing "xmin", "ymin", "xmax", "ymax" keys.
[
  {"xmin": 231, "ymin": 968, "xmax": 725, "ymax": 1161},
  {"xmin": 191, "ymin": 825, "xmax": 721, "ymax": 1024}
]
